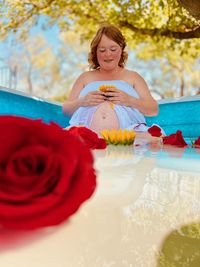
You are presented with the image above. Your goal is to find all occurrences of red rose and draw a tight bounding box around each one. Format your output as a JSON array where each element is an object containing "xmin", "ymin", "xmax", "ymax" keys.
[
  {"xmin": 68, "ymin": 126, "xmax": 107, "ymax": 149},
  {"xmin": 163, "ymin": 130, "xmax": 188, "ymax": 147},
  {"xmin": 0, "ymin": 116, "xmax": 96, "ymax": 230},
  {"xmin": 193, "ymin": 137, "xmax": 200, "ymax": 148},
  {"xmin": 148, "ymin": 125, "xmax": 162, "ymax": 137}
]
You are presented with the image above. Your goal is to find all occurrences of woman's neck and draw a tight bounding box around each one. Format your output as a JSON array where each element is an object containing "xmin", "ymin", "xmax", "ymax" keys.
[{"xmin": 98, "ymin": 67, "xmax": 123, "ymax": 78}]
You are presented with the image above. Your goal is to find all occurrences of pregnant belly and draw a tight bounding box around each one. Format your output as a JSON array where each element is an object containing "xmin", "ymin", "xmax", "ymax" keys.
[{"xmin": 90, "ymin": 102, "xmax": 119, "ymax": 134}]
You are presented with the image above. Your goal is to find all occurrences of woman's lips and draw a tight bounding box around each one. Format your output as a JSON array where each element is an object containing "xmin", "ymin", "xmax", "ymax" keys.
[{"xmin": 104, "ymin": 59, "xmax": 113, "ymax": 63}]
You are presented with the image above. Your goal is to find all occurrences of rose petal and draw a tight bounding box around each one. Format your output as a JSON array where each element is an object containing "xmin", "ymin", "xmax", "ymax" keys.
[
  {"xmin": 68, "ymin": 126, "xmax": 107, "ymax": 149},
  {"xmin": 193, "ymin": 137, "xmax": 200, "ymax": 148},
  {"xmin": 163, "ymin": 130, "xmax": 188, "ymax": 147},
  {"xmin": 148, "ymin": 125, "xmax": 162, "ymax": 137}
]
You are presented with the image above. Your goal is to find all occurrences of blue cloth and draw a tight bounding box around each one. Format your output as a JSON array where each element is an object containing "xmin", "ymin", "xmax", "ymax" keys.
[{"xmin": 69, "ymin": 80, "xmax": 151, "ymax": 132}]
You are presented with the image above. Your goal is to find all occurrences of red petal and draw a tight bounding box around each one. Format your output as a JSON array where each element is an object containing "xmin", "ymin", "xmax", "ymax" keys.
[
  {"xmin": 148, "ymin": 125, "xmax": 162, "ymax": 137},
  {"xmin": 163, "ymin": 130, "xmax": 188, "ymax": 147}
]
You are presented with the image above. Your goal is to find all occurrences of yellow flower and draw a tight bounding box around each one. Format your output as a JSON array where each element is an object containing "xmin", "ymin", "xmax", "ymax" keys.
[
  {"xmin": 99, "ymin": 85, "xmax": 116, "ymax": 92},
  {"xmin": 101, "ymin": 129, "xmax": 136, "ymax": 145},
  {"xmin": 99, "ymin": 85, "xmax": 116, "ymax": 109}
]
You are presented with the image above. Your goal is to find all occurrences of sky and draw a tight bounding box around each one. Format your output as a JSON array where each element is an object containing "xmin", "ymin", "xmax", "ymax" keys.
[{"xmin": 0, "ymin": 20, "xmax": 60, "ymax": 90}]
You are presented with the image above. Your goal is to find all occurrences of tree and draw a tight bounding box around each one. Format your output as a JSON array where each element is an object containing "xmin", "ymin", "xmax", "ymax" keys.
[
  {"xmin": 4, "ymin": 34, "xmax": 63, "ymax": 95},
  {"xmin": 179, "ymin": 0, "xmax": 200, "ymax": 20},
  {"xmin": 127, "ymin": 52, "xmax": 200, "ymax": 98},
  {"xmin": 3, "ymin": 30, "xmax": 89, "ymax": 98},
  {"xmin": 1, "ymin": 1, "xmax": 199, "ymax": 41},
  {"xmin": 1, "ymin": 0, "xmax": 199, "ymax": 97}
]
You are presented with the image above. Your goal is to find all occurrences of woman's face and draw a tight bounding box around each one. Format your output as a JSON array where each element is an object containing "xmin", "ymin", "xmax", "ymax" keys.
[{"xmin": 96, "ymin": 34, "xmax": 122, "ymax": 71}]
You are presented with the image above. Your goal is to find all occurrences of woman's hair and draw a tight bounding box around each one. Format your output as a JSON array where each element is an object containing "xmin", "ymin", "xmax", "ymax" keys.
[{"xmin": 88, "ymin": 24, "xmax": 128, "ymax": 69}]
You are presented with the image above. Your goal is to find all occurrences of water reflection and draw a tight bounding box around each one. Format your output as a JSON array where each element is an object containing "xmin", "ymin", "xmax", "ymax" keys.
[
  {"xmin": 5, "ymin": 145, "xmax": 196, "ymax": 267},
  {"xmin": 91, "ymin": 144, "xmax": 200, "ymax": 266},
  {"xmin": 157, "ymin": 222, "xmax": 200, "ymax": 266},
  {"xmin": 140, "ymin": 144, "xmax": 200, "ymax": 172}
]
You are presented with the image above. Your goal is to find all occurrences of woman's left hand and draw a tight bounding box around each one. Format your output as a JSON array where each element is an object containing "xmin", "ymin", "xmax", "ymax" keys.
[{"xmin": 104, "ymin": 87, "xmax": 130, "ymax": 106}]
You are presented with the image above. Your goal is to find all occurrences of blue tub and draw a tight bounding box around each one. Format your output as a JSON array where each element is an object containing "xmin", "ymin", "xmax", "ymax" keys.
[
  {"xmin": 0, "ymin": 86, "xmax": 199, "ymax": 140},
  {"xmin": 146, "ymin": 96, "xmax": 200, "ymax": 140},
  {"xmin": 0, "ymin": 87, "xmax": 70, "ymax": 128}
]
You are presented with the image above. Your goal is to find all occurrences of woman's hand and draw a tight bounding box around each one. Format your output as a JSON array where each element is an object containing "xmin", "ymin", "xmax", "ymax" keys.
[
  {"xmin": 81, "ymin": 91, "xmax": 105, "ymax": 106},
  {"xmin": 103, "ymin": 87, "xmax": 131, "ymax": 106}
]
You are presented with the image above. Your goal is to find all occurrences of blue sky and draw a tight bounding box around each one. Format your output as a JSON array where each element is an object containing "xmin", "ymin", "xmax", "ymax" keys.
[
  {"xmin": 30, "ymin": 18, "xmax": 60, "ymax": 47},
  {"xmin": 0, "ymin": 16, "xmax": 59, "ymax": 63}
]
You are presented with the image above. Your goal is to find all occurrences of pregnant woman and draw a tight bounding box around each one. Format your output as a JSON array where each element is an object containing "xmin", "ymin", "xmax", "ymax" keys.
[{"xmin": 63, "ymin": 24, "xmax": 162, "ymax": 141}]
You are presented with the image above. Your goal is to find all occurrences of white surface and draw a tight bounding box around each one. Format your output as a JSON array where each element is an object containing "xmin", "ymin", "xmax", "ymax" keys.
[
  {"xmin": 158, "ymin": 94, "xmax": 200, "ymax": 104},
  {"xmin": 0, "ymin": 145, "xmax": 200, "ymax": 266}
]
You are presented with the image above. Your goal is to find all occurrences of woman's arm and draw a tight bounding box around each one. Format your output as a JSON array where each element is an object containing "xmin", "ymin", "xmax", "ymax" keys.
[
  {"xmin": 128, "ymin": 72, "xmax": 159, "ymax": 116},
  {"xmin": 62, "ymin": 73, "xmax": 105, "ymax": 116},
  {"xmin": 62, "ymin": 74, "xmax": 85, "ymax": 116},
  {"xmin": 104, "ymin": 72, "xmax": 158, "ymax": 116}
]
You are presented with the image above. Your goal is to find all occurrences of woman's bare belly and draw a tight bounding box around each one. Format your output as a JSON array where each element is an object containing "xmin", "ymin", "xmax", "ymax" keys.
[{"xmin": 90, "ymin": 102, "xmax": 119, "ymax": 134}]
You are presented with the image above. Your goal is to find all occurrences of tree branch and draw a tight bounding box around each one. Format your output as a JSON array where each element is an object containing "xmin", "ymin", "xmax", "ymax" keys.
[
  {"xmin": 119, "ymin": 21, "xmax": 200, "ymax": 39},
  {"xmin": 10, "ymin": 0, "xmax": 57, "ymax": 30},
  {"xmin": 178, "ymin": 0, "xmax": 200, "ymax": 20}
]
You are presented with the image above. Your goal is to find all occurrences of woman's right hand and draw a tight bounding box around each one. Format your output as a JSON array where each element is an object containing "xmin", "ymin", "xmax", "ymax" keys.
[{"xmin": 80, "ymin": 91, "xmax": 105, "ymax": 106}]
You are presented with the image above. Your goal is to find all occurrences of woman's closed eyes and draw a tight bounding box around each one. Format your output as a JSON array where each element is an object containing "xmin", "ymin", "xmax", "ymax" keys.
[{"xmin": 98, "ymin": 46, "xmax": 118, "ymax": 53}]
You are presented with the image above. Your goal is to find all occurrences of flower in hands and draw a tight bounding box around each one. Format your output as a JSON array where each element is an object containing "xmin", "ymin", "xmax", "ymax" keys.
[
  {"xmin": 0, "ymin": 116, "xmax": 96, "ymax": 230},
  {"xmin": 99, "ymin": 85, "xmax": 116, "ymax": 109},
  {"xmin": 101, "ymin": 86, "xmax": 130, "ymax": 106},
  {"xmin": 99, "ymin": 85, "xmax": 116, "ymax": 93},
  {"xmin": 82, "ymin": 91, "xmax": 105, "ymax": 106}
]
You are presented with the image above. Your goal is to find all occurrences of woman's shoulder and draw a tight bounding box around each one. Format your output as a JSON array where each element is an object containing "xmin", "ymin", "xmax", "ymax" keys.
[
  {"xmin": 124, "ymin": 69, "xmax": 142, "ymax": 78},
  {"xmin": 122, "ymin": 69, "xmax": 143, "ymax": 86},
  {"xmin": 77, "ymin": 70, "xmax": 99, "ymax": 86}
]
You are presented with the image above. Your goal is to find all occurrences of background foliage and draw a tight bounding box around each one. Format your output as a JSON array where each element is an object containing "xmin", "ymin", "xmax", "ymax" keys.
[{"xmin": 0, "ymin": 0, "xmax": 199, "ymax": 99}]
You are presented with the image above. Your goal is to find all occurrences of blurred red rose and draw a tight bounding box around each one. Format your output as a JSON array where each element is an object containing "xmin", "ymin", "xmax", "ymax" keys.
[
  {"xmin": 163, "ymin": 130, "xmax": 188, "ymax": 147},
  {"xmin": 0, "ymin": 116, "xmax": 96, "ymax": 230},
  {"xmin": 148, "ymin": 125, "xmax": 162, "ymax": 137},
  {"xmin": 68, "ymin": 126, "xmax": 107, "ymax": 149},
  {"xmin": 193, "ymin": 137, "xmax": 200, "ymax": 148}
]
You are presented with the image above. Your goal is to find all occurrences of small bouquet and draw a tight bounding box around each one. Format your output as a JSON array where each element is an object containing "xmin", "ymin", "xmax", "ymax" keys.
[
  {"xmin": 99, "ymin": 85, "xmax": 116, "ymax": 92},
  {"xmin": 101, "ymin": 129, "xmax": 136, "ymax": 145},
  {"xmin": 99, "ymin": 85, "xmax": 116, "ymax": 109}
]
